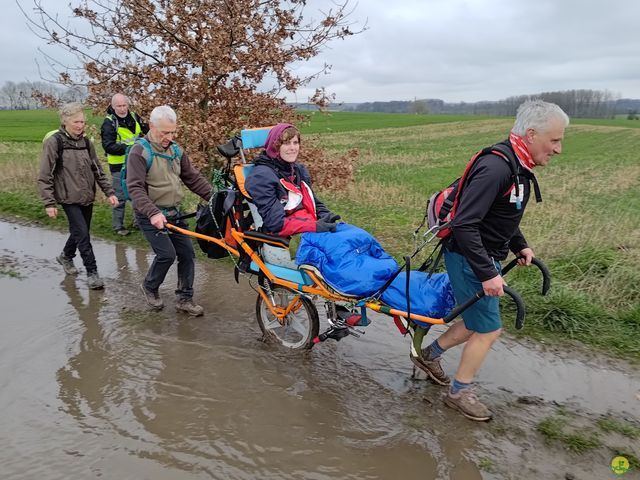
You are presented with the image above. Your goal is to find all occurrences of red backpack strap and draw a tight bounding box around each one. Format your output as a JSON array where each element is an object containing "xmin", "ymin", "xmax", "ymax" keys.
[
  {"xmin": 446, "ymin": 142, "xmax": 528, "ymax": 221},
  {"xmin": 438, "ymin": 149, "xmax": 484, "ymax": 223}
]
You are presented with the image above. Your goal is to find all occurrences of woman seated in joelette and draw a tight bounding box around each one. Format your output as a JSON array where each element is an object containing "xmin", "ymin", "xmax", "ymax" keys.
[{"xmin": 245, "ymin": 123, "xmax": 340, "ymax": 237}]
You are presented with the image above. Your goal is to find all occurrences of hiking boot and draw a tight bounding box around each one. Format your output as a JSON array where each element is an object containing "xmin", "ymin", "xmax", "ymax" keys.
[
  {"xmin": 444, "ymin": 388, "xmax": 493, "ymax": 422},
  {"xmin": 87, "ymin": 272, "xmax": 105, "ymax": 290},
  {"xmin": 410, "ymin": 345, "xmax": 450, "ymax": 386},
  {"xmin": 116, "ymin": 228, "xmax": 130, "ymax": 236},
  {"xmin": 141, "ymin": 284, "xmax": 164, "ymax": 310},
  {"xmin": 56, "ymin": 254, "xmax": 78, "ymax": 275},
  {"xmin": 176, "ymin": 299, "xmax": 204, "ymax": 317}
]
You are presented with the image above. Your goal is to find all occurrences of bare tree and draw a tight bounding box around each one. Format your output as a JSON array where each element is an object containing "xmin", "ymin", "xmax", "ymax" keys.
[
  {"xmin": 410, "ymin": 99, "xmax": 429, "ymax": 115},
  {"xmin": 20, "ymin": 0, "xmax": 362, "ymax": 169},
  {"xmin": 1, "ymin": 81, "xmax": 21, "ymax": 109}
]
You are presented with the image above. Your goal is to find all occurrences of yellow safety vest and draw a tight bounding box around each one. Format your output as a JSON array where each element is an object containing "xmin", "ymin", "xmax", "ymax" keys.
[{"xmin": 105, "ymin": 113, "xmax": 142, "ymax": 165}]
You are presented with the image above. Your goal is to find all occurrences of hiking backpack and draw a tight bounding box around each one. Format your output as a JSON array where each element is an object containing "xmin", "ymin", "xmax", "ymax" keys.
[
  {"xmin": 427, "ymin": 142, "xmax": 541, "ymax": 240},
  {"xmin": 120, "ymin": 137, "xmax": 183, "ymax": 201},
  {"xmin": 43, "ymin": 130, "xmax": 91, "ymax": 173},
  {"xmin": 194, "ymin": 188, "xmax": 243, "ymax": 258}
]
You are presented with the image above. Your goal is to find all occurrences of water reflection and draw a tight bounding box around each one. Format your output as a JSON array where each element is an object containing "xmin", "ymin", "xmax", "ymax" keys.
[
  {"xmin": 56, "ymin": 277, "xmax": 128, "ymax": 429},
  {"xmin": 113, "ymin": 242, "xmax": 150, "ymax": 283}
]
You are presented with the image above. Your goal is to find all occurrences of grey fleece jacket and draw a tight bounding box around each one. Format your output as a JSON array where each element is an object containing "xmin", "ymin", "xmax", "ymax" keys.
[{"xmin": 126, "ymin": 136, "xmax": 212, "ymax": 219}]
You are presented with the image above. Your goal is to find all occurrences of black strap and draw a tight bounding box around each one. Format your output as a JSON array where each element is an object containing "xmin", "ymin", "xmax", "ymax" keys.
[
  {"xmin": 405, "ymin": 256, "xmax": 411, "ymax": 331},
  {"xmin": 174, "ymin": 211, "xmax": 197, "ymax": 221},
  {"xmin": 52, "ymin": 133, "xmax": 90, "ymax": 172},
  {"xmin": 417, "ymin": 239, "xmax": 443, "ymax": 272},
  {"xmin": 54, "ymin": 133, "xmax": 64, "ymax": 172},
  {"xmin": 530, "ymin": 173, "xmax": 542, "ymax": 203},
  {"xmin": 414, "ymin": 202, "xmax": 428, "ymax": 236},
  {"xmin": 488, "ymin": 142, "xmax": 522, "ymax": 199},
  {"xmin": 371, "ymin": 262, "xmax": 406, "ymax": 299},
  {"xmin": 427, "ymin": 241, "xmax": 445, "ymax": 277},
  {"xmin": 492, "ymin": 142, "xmax": 542, "ymax": 203}
]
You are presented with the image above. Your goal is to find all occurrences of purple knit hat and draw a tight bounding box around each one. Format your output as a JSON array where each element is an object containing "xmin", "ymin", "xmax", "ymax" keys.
[{"xmin": 264, "ymin": 123, "xmax": 297, "ymax": 159}]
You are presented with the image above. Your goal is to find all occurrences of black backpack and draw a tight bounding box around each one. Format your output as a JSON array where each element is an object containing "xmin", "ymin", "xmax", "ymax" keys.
[{"xmin": 195, "ymin": 189, "xmax": 237, "ymax": 259}]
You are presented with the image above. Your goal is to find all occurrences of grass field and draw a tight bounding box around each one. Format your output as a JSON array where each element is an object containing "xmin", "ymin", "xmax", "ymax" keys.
[
  {"xmin": 0, "ymin": 109, "xmax": 105, "ymax": 142},
  {"xmin": 298, "ymin": 111, "xmax": 496, "ymax": 133},
  {"xmin": 1, "ymin": 109, "xmax": 639, "ymax": 360}
]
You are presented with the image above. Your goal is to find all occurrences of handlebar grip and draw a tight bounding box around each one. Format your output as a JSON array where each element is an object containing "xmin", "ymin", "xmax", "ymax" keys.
[
  {"xmin": 442, "ymin": 291, "xmax": 484, "ymax": 323},
  {"xmin": 501, "ymin": 257, "xmax": 551, "ymax": 296},
  {"xmin": 531, "ymin": 258, "xmax": 551, "ymax": 295},
  {"xmin": 503, "ymin": 285, "xmax": 526, "ymax": 329},
  {"xmin": 442, "ymin": 285, "xmax": 526, "ymax": 330}
]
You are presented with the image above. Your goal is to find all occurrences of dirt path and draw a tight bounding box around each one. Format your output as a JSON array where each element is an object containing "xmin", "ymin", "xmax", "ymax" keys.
[{"xmin": 1, "ymin": 218, "xmax": 638, "ymax": 480}]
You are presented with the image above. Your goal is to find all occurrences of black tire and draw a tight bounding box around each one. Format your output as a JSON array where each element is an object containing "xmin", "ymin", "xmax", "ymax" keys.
[{"xmin": 256, "ymin": 285, "xmax": 319, "ymax": 350}]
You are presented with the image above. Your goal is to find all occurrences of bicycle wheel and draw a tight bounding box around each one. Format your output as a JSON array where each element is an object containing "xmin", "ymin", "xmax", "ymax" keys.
[{"xmin": 256, "ymin": 285, "xmax": 319, "ymax": 350}]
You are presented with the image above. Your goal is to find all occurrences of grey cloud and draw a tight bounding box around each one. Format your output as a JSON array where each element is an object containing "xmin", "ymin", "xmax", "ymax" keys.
[
  {"xmin": 4, "ymin": 0, "xmax": 640, "ymax": 103},
  {"xmin": 294, "ymin": 0, "xmax": 640, "ymax": 102}
]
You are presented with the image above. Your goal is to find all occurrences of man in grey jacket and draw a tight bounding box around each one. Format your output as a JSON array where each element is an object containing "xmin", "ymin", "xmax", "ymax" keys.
[{"xmin": 126, "ymin": 105, "xmax": 212, "ymax": 316}]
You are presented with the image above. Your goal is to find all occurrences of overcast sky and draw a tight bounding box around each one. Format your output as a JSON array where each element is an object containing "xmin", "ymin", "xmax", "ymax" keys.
[{"xmin": 4, "ymin": 0, "xmax": 640, "ymax": 103}]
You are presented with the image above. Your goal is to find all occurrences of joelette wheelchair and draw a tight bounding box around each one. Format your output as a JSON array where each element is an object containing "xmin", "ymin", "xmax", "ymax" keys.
[{"xmin": 166, "ymin": 127, "xmax": 550, "ymax": 353}]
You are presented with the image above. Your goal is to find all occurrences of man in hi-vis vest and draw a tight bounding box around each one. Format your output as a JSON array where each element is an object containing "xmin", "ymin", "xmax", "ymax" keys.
[{"xmin": 100, "ymin": 93, "xmax": 149, "ymax": 236}]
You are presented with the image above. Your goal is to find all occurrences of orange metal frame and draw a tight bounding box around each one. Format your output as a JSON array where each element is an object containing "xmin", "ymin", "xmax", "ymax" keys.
[{"xmin": 166, "ymin": 223, "xmax": 445, "ymax": 326}]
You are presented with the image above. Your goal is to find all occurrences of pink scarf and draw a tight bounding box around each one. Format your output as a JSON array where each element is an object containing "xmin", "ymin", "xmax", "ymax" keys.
[{"xmin": 509, "ymin": 132, "xmax": 536, "ymax": 171}]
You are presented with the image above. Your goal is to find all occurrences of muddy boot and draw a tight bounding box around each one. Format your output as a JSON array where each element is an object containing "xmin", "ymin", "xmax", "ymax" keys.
[
  {"xmin": 56, "ymin": 254, "xmax": 78, "ymax": 276},
  {"xmin": 444, "ymin": 388, "xmax": 493, "ymax": 422},
  {"xmin": 141, "ymin": 284, "xmax": 164, "ymax": 310},
  {"xmin": 176, "ymin": 299, "xmax": 204, "ymax": 317},
  {"xmin": 410, "ymin": 345, "xmax": 450, "ymax": 386},
  {"xmin": 87, "ymin": 272, "xmax": 105, "ymax": 290}
]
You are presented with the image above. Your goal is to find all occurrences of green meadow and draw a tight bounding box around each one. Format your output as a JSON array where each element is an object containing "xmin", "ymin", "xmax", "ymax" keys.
[
  {"xmin": 0, "ymin": 109, "xmax": 104, "ymax": 142},
  {"xmin": 1, "ymin": 110, "xmax": 639, "ymax": 360}
]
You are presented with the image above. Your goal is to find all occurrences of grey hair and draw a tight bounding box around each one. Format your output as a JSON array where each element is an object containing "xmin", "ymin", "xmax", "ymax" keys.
[
  {"xmin": 149, "ymin": 105, "xmax": 177, "ymax": 124},
  {"xmin": 111, "ymin": 93, "xmax": 129, "ymax": 105},
  {"xmin": 59, "ymin": 102, "xmax": 85, "ymax": 123},
  {"xmin": 512, "ymin": 100, "xmax": 569, "ymax": 136}
]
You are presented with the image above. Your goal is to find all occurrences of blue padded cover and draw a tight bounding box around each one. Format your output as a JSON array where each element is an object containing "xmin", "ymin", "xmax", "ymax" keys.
[
  {"xmin": 241, "ymin": 127, "xmax": 272, "ymax": 149},
  {"xmin": 249, "ymin": 261, "xmax": 314, "ymax": 286},
  {"xmin": 380, "ymin": 271, "xmax": 456, "ymax": 319},
  {"xmin": 296, "ymin": 223, "xmax": 399, "ymax": 297}
]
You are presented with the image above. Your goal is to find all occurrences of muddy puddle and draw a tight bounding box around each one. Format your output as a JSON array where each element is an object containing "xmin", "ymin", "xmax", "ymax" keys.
[{"xmin": 0, "ymin": 219, "xmax": 638, "ymax": 480}]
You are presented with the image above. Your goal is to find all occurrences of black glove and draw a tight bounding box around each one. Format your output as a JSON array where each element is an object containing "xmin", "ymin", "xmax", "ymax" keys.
[
  {"xmin": 316, "ymin": 219, "xmax": 337, "ymax": 233},
  {"xmin": 320, "ymin": 212, "xmax": 341, "ymax": 223}
]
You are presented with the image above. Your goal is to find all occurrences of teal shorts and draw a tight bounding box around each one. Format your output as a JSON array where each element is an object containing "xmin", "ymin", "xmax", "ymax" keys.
[{"xmin": 443, "ymin": 249, "xmax": 502, "ymax": 333}]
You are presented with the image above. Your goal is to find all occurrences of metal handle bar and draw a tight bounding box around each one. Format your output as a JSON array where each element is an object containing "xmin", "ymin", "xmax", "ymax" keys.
[
  {"xmin": 442, "ymin": 285, "xmax": 526, "ymax": 330},
  {"xmin": 501, "ymin": 257, "xmax": 551, "ymax": 296}
]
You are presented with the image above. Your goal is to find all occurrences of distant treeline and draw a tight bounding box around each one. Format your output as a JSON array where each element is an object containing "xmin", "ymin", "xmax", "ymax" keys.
[
  {"xmin": 297, "ymin": 89, "xmax": 640, "ymax": 118},
  {"xmin": 3, "ymin": 81, "xmax": 639, "ymax": 119},
  {"xmin": 0, "ymin": 81, "xmax": 87, "ymax": 110}
]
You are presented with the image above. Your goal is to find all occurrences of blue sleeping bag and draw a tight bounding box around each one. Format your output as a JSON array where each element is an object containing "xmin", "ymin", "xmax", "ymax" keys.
[
  {"xmin": 381, "ymin": 271, "xmax": 456, "ymax": 319},
  {"xmin": 296, "ymin": 223, "xmax": 398, "ymax": 297},
  {"xmin": 296, "ymin": 223, "xmax": 456, "ymax": 319}
]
